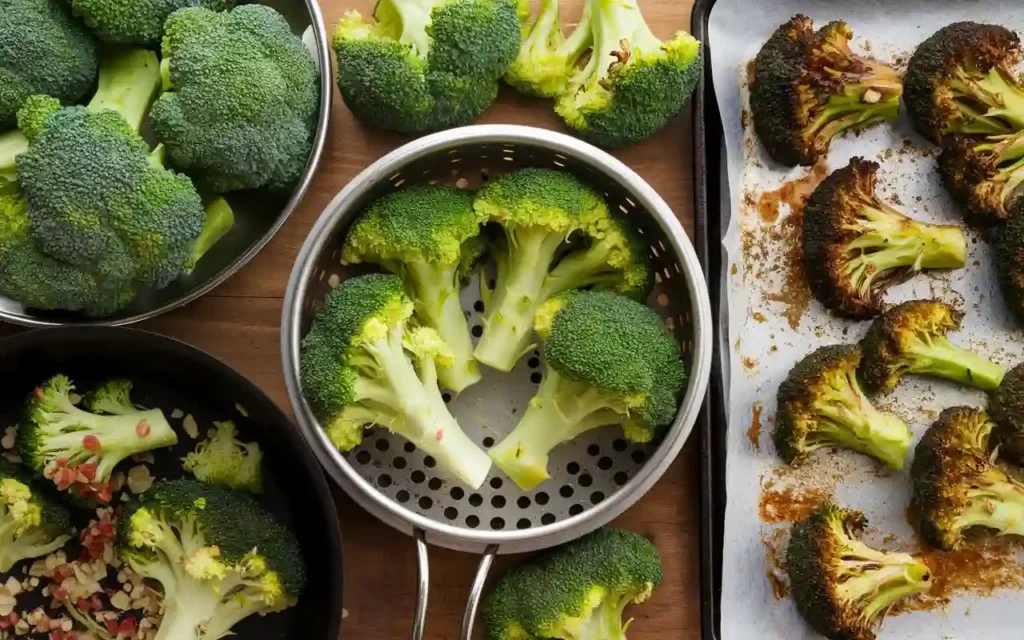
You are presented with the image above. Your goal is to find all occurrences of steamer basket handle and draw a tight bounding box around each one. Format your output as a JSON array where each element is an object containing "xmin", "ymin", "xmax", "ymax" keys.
[{"xmin": 460, "ymin": 544, "xmax": 499, "ymax": 640}]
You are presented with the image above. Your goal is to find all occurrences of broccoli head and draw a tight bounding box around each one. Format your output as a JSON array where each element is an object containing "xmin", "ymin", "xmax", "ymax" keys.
[
  {"xmin": 482, "ymin": 528, "xmax": 662, "ymax": 640},
  {"xmin": 989, "ymin": 363, "xmax": 1024, "ymax": 467},
  {"xmin": 83, "ymin": 378, "xmax": 137, "ymax": 414},
  {"xmin": 994, "ymin": 202, "xmax": 1024, "ymax": 325},
  {"xmin": 183, "ymin": 421, "xmax": 263, "ymax": 494},
  {"xmin": 69, "ymin": 0, "xmax": 237, "ymax": 46},
  {"xmin": 0, "ymin": 459, "xmax": 73, "ymax": 573},
  {"xmin": 119, "ymin": 479, "xmax": 305, "ymax": 640},
  {"xmin": 489, "ymin": 290, "xmax": 685, "ymax": 490},
  {"xmin": 938, "ymin": 131, "xmax": 1024, "ymax": 226},
  {"xmin": 504, "ymin": 0, "xmax": 592, "ymax": 97},
  {"xmin": 787, "ymin": 503, "xmax": 931, "ymax": 640},
  {"xmin": 859, "ymin": 299, "xmax": 1004, "ymax": 395},
  {"xmin": 803, "ymin": 158, "xmax": 967, "ymax": 318}
]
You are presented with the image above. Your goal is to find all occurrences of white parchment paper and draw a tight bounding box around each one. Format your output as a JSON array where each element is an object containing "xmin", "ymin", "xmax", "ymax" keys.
[{"xmin": 708, "ymin": 2, "xmax": 1024, "ymax": 638}]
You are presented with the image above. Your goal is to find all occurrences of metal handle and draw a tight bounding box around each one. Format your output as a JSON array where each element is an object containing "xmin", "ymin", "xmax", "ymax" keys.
[{"xmin": 460, "ymin": 544, "xmax": 498, "ymax": 640}]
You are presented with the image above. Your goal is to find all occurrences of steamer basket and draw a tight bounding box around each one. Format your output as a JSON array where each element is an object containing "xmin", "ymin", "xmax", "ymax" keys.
[{"xmin": 281, "ymin": 125, "xmax": 712, "ymax": 638}]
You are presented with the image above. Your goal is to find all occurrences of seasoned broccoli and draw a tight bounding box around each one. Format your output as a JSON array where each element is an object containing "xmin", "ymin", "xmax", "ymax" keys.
[
  {"xmin": 119, "ymin": 479, "xmax": 305, "ymax": 640},
  {"xmin": 787, "ymin": 503, "xmax": 931, "ymax": 640},
  {"xmin": 989, "ymin": 363, "xmax": 1024, "ymax": 467},
  {"xmin": 993, "ymin": 202, "xmax": 1024, "ymax": 324},
  {"xmin": 911, "ymin": 406, "xmax": 1024, "ymax": 550},
  {"xmin": 489, "ymin": 291, "xmax": 684, "ymax": 490},
  {"xmin": 300, "ymin": 273, "xmax": 492, "ymax": 488},
  {"xmin": 482, "ymin": 528, "xmax": 662, "ymax": 640},
  {"xmin": 18, "ymin": 375, "xmax": 178, "ymax": 504},
  {"xmin": 0, "ymin": 459, "xmax": 73, "ymax": 573},
  {"xmin": 183, "ymin": 421, "xmax": 263, "ymax": 494},
  {"xmin": 751, "ymin": 16, "xmax": 902, "ymax": 167},
  {"xmin": 151, "ymin": 5, "xmax": 320, "ymax": 193},
  {"xmin": 938, "ymin": 131, "xmax": 1024, "ymax": 226},
  {"xmin": 904, "ymin": 22, "xmax": 1024, "ymax": 145},
  {"xmin": 859, "ymin": 300, "xmax": 1004, "ymax": 395},
  {"xmin": 504, "ymin": 0, "xmax": 591, "ymax": 97},
  {"xmin": 803, "ymin": 158, "xmax": 966, "ymax": 319},
  {"xmin": 70, "ymin": 0, "xmax": 236, "ymax": 46},
  {"xmin": 84, "ymin": 378, "xmax": 137, "ymax": 414}
]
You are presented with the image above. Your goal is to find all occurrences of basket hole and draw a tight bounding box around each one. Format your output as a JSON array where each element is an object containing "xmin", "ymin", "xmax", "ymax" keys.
[
  {"xmin": 473, "ymin": 300, "xmax": 485, "ymax": 312},
  {"xmin": 517, "ymin": 496, "xmax": 531, "ymax": 509},
  {"xmin": 469, "ymin": 493, "xmax": 483, "ymax": 507},
  {"xmin": 444, "ymin": 507, "xmax": 458, "ymax": 520},
  {"xmin": 482, "ymin": 436, "xmax": 495, "ymax": 448},
  {"xmin": 378, "ymin": 474, "xmax": 392, "ymax": 488},
  {"xmin": 490, "ymin": 477, "xmax": 503, "ymax": 489},
  {"xmin": 471, "ymin": 325, "xmax": 483, "ymax": 338},
  {"xmin": 535, "ymin": 491, "xmax": 549, "ymax": 505},
  {"xmin": 530, "ymin": 372, "xmax": 543, "ymax": 384},
  {"xmin": 393, "ymin": 457, "xmax": 407, "ymax": 470},
  {"xmin": 355, "ymin": 450, "xmax": 371, "ymax": 465},
  {"xmin": 516, "ymin": 518, "xmax": 531, "ymax": 530},
  {"xmin": 614, "ymin": 471, "xmax": 629, "ymax": 486},
  {"xmin": 579, "ymin": 474, "xmax": 593, "ymax": 488},
  {"xmin": 393, "ymin": 178, "xmax": 406, "ymax": 188},
  {"xmin": 590, "ymin": 491, "xmax": 605, "ymax": 504},
  {"xmin": 418, "ymin": 496, "xmax": 433, "ymax": 510},
  {"xmin": 553, "ymin": 160, "xmax": 565, "ymax": 167},
  {"xmin": 541, "ymin": 513, "xmax": 556, "ymax": 525},
  {"xmin": 597, "ymin": 457, "xmax": 613, "ymax": 471},
  {"xmin": 559, "ymin": 485, "xmax": 574, "ymax": 498},
  {"xmin": 566, "ymin": 461, "xmax": 580, "ymax": 475},
  {"xmin": 619, "ymin": 204, "xmax": 630, "ymax": 214},
  {"xmin": 613, "ymin": 439, "xmax": 627, "ymax": 452},
  {"xmin": 404, "ymin": 442, "xmax": 416, "ymax": 453},
  {"xmin": 632, "ymin": 450, "xmax": 647, "ymax": 464},
  {"xmin": 528, "ymin": 357, "xmax": 540, "ymax": 369},
  {"xmin": 466, "ymin": 515, "xmax": 480, "ymax": 528},
  {"xmin": 650, "ymin": 246, "xmax": 660, "ymax": 258},
  {"xmin": 411, "ymin": 470, "xmax": 426, "ymax": 484},
  {"xmin": 442, "ymin": 393, "xmax": 452, "ymax": 404},
  {"xmin": 490, "ymin": 517, "xmax": 506, "ymax": 530},
  {"xmin": 396, "ymin": 490, "xmax": 410, "ymax": 503},
  {"xmin": 587, "ymin": 444, "xmax": 600, "ymax": 457},
  {"xmin": 568, "ymin": 504, "xmax": 584, "ymax": 516},
  {"xmin": 375, "ymin": 439, "xmax": 389, "ymax": 452},
  {"xmin": 428, "ymin": 478, "xmax": 443, "ymax": 491},
  {"xmin": 491, "ymin": 495, "xmax": 506, "ymax": 509},
  {"xmin": 424, "ymin": 456, "xmax": 436, "ymax": 469},
  {"xmin": 450, "ymin": 487, "xmax": 465, "ymax": 500}
]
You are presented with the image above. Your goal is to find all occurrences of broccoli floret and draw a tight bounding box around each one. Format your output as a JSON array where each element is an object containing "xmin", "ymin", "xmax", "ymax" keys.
[
  {"xmin": 84, "ymin": 378, "xmax": 137, "ymax": 414},
  {"xmin": 859, "ymin": 300, "xmax": 1004, "ymax": 395},
  {"xmin": 787, "ymin": 503, "xmax": 931, "ymax": 640},
  {"xmin": 119, "ymin": 479, "xmax": 305, "ymax": 640},
  {"xmin": 938, "ymin": 131, "xmax": 1024, "ymax": 226},
  {"xmin": 185, "ymin": 196, "xmax": 235, "ymax": 273},
  {"xmin": 482, "ymin": 528, "xmax": 662, "ymax": 640},
  {"xmin": 69, "ymin": 0, "xmax": 237, "ymax": 46},
  {"xmin": 343, "ymin": 185, "xmax": 485, "ymax": 392},
  {"xmin": 17, "ymin": 375, "xmax": 178, "ymax": 504},
  {"xmin": 904, "ymin": 22, "xmax": 1024, "ymax": 145},
  {"xmin": 989, "ymin": 363, "xmax": 1024, "ymax": 467},
  {"xmin": 300, "ymin": 273, "xmax": 492, "ymax": 488},
  {"xmin": 0, "ymin": 0, "xmax": 99, "ymax": 131},
  {"xmin": 183, "ymin": 421, "xmax": 263, "ymax": 494},
  {"xmin": 151, "ymin": 5, "xmax": 320, "ymax": 193},
  {"xmin": 489, "ymin": 291, "xmax": 684, "ymax": 490},
  {"xmin": 803, "ymin": 158, "xmax": 967, "ymax": 319},
  {"xmin": 0, "ymin": 459, "xmax": 73, "ymax": 573},
  {"xmin": 775, "ymin": 345, "xmax": 911, "ymax": 470},
  {"xmin": 504, "ymin": 0, "xmax": 591, "ymax": 97},
  {"xmin": 750, "ymin": 16, "xmax": 902, "ymax": 167},
  {"xmin": 994, "ymin": 203, "xmax": 1024, "ymax": 325}
]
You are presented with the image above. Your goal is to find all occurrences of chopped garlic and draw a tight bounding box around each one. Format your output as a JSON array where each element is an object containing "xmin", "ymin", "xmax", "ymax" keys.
[
  {"xmin": 1, "ymin": 426, "xmax": 16, "ymax": 450},
  {"xmin": 171, "ymin": 408, "xmax": 185, "ymax": 419},
  {"xmin": 182, "ymin": 414, "xmax": 199, "ymax": 439},
  {"xmin": 127, "ymin": 465, "xmax": 154, "ymax": 494}
]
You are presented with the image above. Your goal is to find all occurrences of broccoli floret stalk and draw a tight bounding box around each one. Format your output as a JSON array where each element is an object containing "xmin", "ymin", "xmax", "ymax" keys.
[
  {"xmin": 859, "ymin": 300, "xmax": 1004, "ymax": 395},
  {"xmin": 775, "ymin": 345, "xmax": 911, "ymax": 470},
  {"xmin": 803, "ymin": 158, "xmax": 967, "ymax": 319},
  {"xmin": 0, "ymin": 460, "xmax": 73, "ymax": 573},
  {"xmin": 751, "ymin": 16, "xmax": 902, "ymax": 167},
  {"xmin": 938, "ymin": 131, "xmax": 1024, "ymax": 226},
  {"xmin": 301, "ymin": 273, "xmax": 492, "ymax": 488},
  {"xmin": 482, "ymin": 528, "xmax": 662, "ymax": 640},
  {"xmin": 505, "ymin": 0, "xmax": 592, "ymax": 97},
  {"xmin": 489, "ymin": 291, "xmax": 685, "ymax": 490},
  {"xmin": 787, "ymin": 503, "xmax": 931, "ymax": 640},
  {"xmin": 185, "ymin": 197, "xmax": 235, "ymax": 273},
  {"xmin": 991, "ymin": 363, "xmax": 1024, "ymax": 467},
  {"xmin": 183, "ymin": 421, "xmax": 263, "ymax": 494}
]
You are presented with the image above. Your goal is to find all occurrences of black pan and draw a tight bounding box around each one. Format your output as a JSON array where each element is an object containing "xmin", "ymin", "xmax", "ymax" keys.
[{"xmin": 0, "ymin": 326, "xmax": 343, "ymax": 639}]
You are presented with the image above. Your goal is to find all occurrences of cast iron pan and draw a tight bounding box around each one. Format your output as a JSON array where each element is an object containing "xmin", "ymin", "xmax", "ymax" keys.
[{"xmin": 0, "ymin": 326, "xmax": 343, "ymax": 639}]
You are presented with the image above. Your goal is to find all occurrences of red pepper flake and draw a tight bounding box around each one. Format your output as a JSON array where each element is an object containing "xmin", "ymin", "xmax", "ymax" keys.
[
  {"xmin": 77, "ymin": 463, "xmax": 97, "ymax": 482},
  {"xmin": 8, "ymin": 612, "xmax": 19, "ymax": 625},
  {"xmin": 50, "ymin": 631, "xmax": 78, "ymax": 640},
  {"xmin": 136, "ymin": 420, "xmax": 151, "ymax": 438},
  {"xmin": 0, "ymin": 619, "xmax": 9, "ymax": 631},
  {"xmin": 34, "ymin": 387, "xmax": 43, "ymax": 399},
  {"xmin": 54, "ymin": 467, "xmax": 77, "ymax": 491},
  {"xmin": 76, "ymin": 598, "xmax": 92, "ymax": 612},
  {"xmin": 52, "ymin": 586, "xmax": 68, "ymax": 601},
  {"xmin": 435, "ymin": 429, "xmax": 444, "ymax": 441},
  {"xmin": 82, "ymin": 435, "xmax": 101, "ymax": 452},
  {"xmin": 53, "ymin": 564, "xmax": 73, "ymax": 581},
  {"xmin": 55, "ymin": 457, "xmax": 69, "ymax": 468}
]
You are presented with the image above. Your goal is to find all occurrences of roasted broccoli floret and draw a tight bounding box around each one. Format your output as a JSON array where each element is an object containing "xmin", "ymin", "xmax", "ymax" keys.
[
  {"xmin": 70, "ymin": 0, "xmax": 236, "ymax": 46},
  {"xmin": 489, "ymin": 291, "xmax": 684, "ymax": 490},
  {"xmin": 787, "ymin": 503, "xmax": 931, "ymax": 640},
  {"xmin": 859, "ymin": 300, "xmax": 1004, "ymax": 395},
  {"xmin": 775, "ymin": 345, "xmax": 911, "ymax": 470},
  {"xmin": 904, "ymin": 22, "xmax": 1024, "ymax": 145},
  {"xmin": 989, "ymin": 363, "xmax": 1024, "ymax": 467},
  {"xmin": 938, "ymin": 131, "xmax": 1024, "ymax": 226},
  {"xmin": 183, "ymin": 421, "xmax": 263, "ymax": 494},
  {"xmin": 119, "ymin": 479, "xmax": 305, "ymax": 640},
  {"xmin": 300, "ymin": 273, "xmax": 492, "ymax": 488},
  {"xmin": 18, "ymin": 375, "xmax": 178, "ymax": 504},
  {"xmin": 803, "ymin": 158, "xmax": 966, "ymax": 318},
  {"xmin": 750, "ymin": 16, "xmax": 902, "ymax": 167},
  {"xmin": 993, "ymin": 202, "xmax": 1024, "ymax": 325},
  {"xmin": 0, "ymin": 459, "xmax": 73, "ymax": 573},
  {"xmin": 504, "ymin": 0, "xmax": 591, "ymax": 97},
  {"xmin": 482, "ymin": 528, "xmax": 662, "ymax": 640}
]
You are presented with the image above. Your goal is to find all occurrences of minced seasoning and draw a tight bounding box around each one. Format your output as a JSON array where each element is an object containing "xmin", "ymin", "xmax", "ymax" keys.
[{"xmin": 758, "ymin": 486, "xmax": 829, "ymax": 523}]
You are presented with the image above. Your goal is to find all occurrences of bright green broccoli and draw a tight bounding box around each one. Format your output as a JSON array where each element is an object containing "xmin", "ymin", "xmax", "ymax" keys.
[
  {"xmin": 0, "ymin": 459, "xmax": 73, "ymax": 573},
  {"xmin": 69, "ymin": 0, "xmax": 237, "ymax": 46},
  {"xmin": 84, "ymin": 378, "xmax": 137, "ymax": 414},
  {"xmin": 300, "ymin": 273, "xmax": 492, "ymax": 488},
  {"xmin": 504, "ymin": 0, "xmax": 591, "ymax": 97},
  {"xmin": 119, "ymin": 479, "xmax": 305, "ymax": 640},
  {"xmin": 183, "ymin": 421, "xmax": 263, "ymax": 494}
]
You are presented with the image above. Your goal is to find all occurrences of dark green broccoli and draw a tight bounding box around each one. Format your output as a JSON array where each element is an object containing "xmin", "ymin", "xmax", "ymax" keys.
[
  {"xmin": 489, "ymin": 291, "xmax": 684, "ymax": 490},
  {"xmin": 183, "ymin": 421, "xmax": 263, "ymax": 494},
  {"xmin": 989, "ymin": 363, "xmax": 1024, "ymax": 467},
  {"xmin": 69, "ymin": 0, "xmax": 237, "ymax": 46},
  {"xmin": 803, "ymin": 158, "xmax": 966, "ymax": 319},
  {"xmin": 505, "ymin": 0, "xmax": 591, "ymax": 97},
  {"xmin": 938, "ymin": 131, "xmax": 1024, "ymax": 226},
  {"xmin": 859, "ymin": 300, "xmax": 1004, "ymax": 395},
  {"xmin": 119, "ymin": 479, "xmax": 305, "ymax": 640},
  {"xmin": 787, "ymin": 503, "xmax": 932, "ymax": 640},
  {"xmin": 482, "ymin": 528, "xmax": 662, "ymax": 640},
  {"xmin": 994, "ymin": 201, "xmax": 1024, "ymax": 327},
  {"xmin": 0, "ymin": 458, "xmax": 73, "ymax": 573}
]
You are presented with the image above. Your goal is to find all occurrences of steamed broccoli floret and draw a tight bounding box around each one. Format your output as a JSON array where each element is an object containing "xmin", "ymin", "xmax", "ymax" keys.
[
  {"xmin": 803, "ymin": 158, "xmax": 966, "ymax": 319},
  {"xmin": 151, "ymin": 5, "xmax": 320, "ymax": 193},
  {"xmin": 332, "ymin": 0, "xmax": 520, "ymax": 134},
  {"xmin": 787, "ymin": 503, "xmax": 931, "ymax": 640},
  {"xmin": 17, "ymin": 375, "xmax": 178, "ymax": 504},
  {"xmin": 775, "ymin": 345, "xmax": 911, "ymax": 470},
  {"xmin": 859, "ymin": 300, "xmax": 1004, "ymax": 395},
  {"xmin": 482, "ymin": 528, "xmax": 662, "ymax": 640},
  {"xmin": 750, "ymin": 16, "xmax": 902, "ymax": 167},
  {"xmin": 343, "ymin": 185, "xmax": 485, "ymax": 392},
  {"xmin": 938, "ymin": 131, "xmax": 1024, "ymax": 226},
  {"xmin": 989, "ymin": 363, "xmax": 1024, "ymax": 467},
  {"xmin": 119, "ymin": 479, "xmax": 305, "ymax": 640},
  {"xmin": 183, "ymin": 421, "xmax": 263, "ymax": 494},
  {"xmin": 0, "ymin": 459, "xmax": 73, "ymax": 573},
  {"xmin": 489, "ymin": 291, "xmax": 684, "ymax": 490},
  {"xmin": 84, "ymin": 378, "xmax": 137, "ymax": 414},
  {"xmin": 69, "ymin": 0, "xmax": 237, "ymax": 46},
  {"xmin": 504, "ymin": 0, "xmax": 591, "ymax": 97},
  {"xmin": 300, "ymin": 273, "xmax": 492, "ymax": 488}
]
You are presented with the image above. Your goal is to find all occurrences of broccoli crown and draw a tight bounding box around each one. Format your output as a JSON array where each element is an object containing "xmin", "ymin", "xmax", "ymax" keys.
[
  {"xmin": 787, "ymin": 503, "xmax": 931, "ymax": 640},
  {"xmin": 989, "ymin": 363, "xmax": 1024, "ymax": 467},
  {"xmin": 0, "ymin": 458, "xmax": 73, "ymax": 572},
  {"xmin": 474, "ymin": 167, "xmax": 608, "ymax": 234},
  {"xmin": 904, "ymin": 22, "xmax": 1024, "ymax": 144},
  {"xmin": 750, "ymin": 16, "xmax": 902, "ymax": 167},
  {"xmin": 994, "ymin": 202, "xmax": 1024, "ymax": 325},
  {"xmin": 83, "ymin": 379, "xmax": 137, "ymax": 415},
  {"xmin": 482, "ymin": 528, "xmax": 662, "ymax": 640},
  {"xmin": 938, "ymin": 131, "xmax": 1024, "ymax": 226},
  {"xmin": 69, "ymin": 0, "xmax": 236, "ymax": 46},
  {"xmin": 182, "ymin": 421, "xmax": 263, "ymax": 494},
  {"xmin": 0, "ymin": 0, "xmax": 99, "ymax": 130},
  {"xmin": 802, "ymin": 157, "xmax": 967, "ymax": 318}
]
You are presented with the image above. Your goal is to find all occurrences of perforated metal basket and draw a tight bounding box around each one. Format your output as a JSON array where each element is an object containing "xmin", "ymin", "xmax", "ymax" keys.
[{"xmin": 281, "ymin": 125, "xmax": 712, "ymax": 639}]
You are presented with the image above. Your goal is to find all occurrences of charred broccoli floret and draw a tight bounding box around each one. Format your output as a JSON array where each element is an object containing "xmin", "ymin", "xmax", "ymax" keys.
[
  {"xmin": 989, "ymin": 363, "xmax": 1024, "ymax": 467},
  {"xmin": 993, "ymin": 202, "xmax": 1024, "ymax": 324},
  {"xmin": 938, "ymin": 131, "xmax": 1024, "ymax": 226}
]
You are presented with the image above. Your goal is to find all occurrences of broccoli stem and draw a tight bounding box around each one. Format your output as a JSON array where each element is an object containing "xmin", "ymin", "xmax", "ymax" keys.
[
  {"xmin": 87, "ymin": 47, "xmax": 162, "ymax": 133},
  {"xmin": 544, "ymin": 240, "xmax": 623, "ymax": 294},
  {"xmin": 375, "ymin": 0, "xmax": 434, "ymax": 58},
  {"xmin": 154, "ymin": 576, "xmax": 234, "ymax": 640},
  {"xmin": 954, "ymin": 480, "xmax": 1024, "ymax": 538},
  {"xmin": 0, "ymin": 524, "xmax": 70, "ymax": 573},
  {"xmin": 951, "ymin": 66, "xmax": 1024, "ymax": 132},
  {"xmin": 839, "ymin": 559, "xmax": 931, "ymax": 621},
  {"xmin": 561, "ymin": 589, "xmax": 636, "ymax": 640},
  {"xmin": 813, "ymin": 370, "xmax": 910, "ymax": 469},
  {"xmin": 185, "ymin": 197, "xmax": 235, "ymax": 274},
  {"xmin": 905, "ymin": 337, "xmax": 1004, "ymax": 390},
  {"xmin": 41, "ymin": 410, "xmax": 176, "ymax": 479},
  {"xmin": 813, "ymin": 95, "xmax": 900, "ymax": 145},
  {"xmin": 0, "ymin": 130, "xmax": 27, "ymax": 183}
]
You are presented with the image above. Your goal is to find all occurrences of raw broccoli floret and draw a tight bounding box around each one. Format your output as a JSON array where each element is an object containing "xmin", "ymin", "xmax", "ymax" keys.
[
  {"xmin": 803, "ymin": 158, "xmax": 966, "ymax": 319},
  {"xmin": 151, "ymin": 5, "xmax": 320, "ymax": 193},
  {"xmin": 859, "ymin": 299, "xmax": 1004, "ymax": 395},
  {"xmin": 989, "ymin": 363, "xmax": 1024, "ymax": 467},
  {"xmin": 994, "ymin": 203, "xmax": 1024, "ymax": 325},
  {"xmin": 482, "ymin": 528, "xmax": 662, "ymax": 640},
  {"xmin": 0, "ymin": 459, "xmax": 73, "ymax": 573},
  {"xmin": 553, "ymin": 0, "xmax": 702, "ymax": 148},
  {"xmin": 183, "ymin": 421, "xmax": 263, "ymax": 494},
  {"xmin": 300, "ymin": 273, "xmax": 492, "ymax": 488},
  {"xmin": 343, "ymin": 185, "xmax": 485, "ymax": 392},
  {"xmin": 332, "ymin": 0, "xmax": 520, "ymax": 134},
  {"xmin": 938, "ymin": 131, "xmax": 1024, "ymax": 226},
  {"xmin": 787, "ymin": 503, "xmax": 931, "ymax": 640},
  {"xmin": 0, "ymin": 0, "xmax": 99, "ymax": 130},
  {"xmin": 775, "ymin": 345, "xmax": 911, "ymax": 470},
  {"xmin": 750, "ymin": 16, "xmax": 902, "ymax": 167},
  {"xmin": 489, "ymin": 291, "xmax": 684, "ymax": 490},
  {"xmin": 84, "ymin": 378, "xmax": 137, "ymax": 414},
  {"xmin": 185, "ymin": 196, "xmax": 235, "ymax": 273},
  {"xmin": 69, "ymin": 0, "xmax": 237, "ymax": 46},
  {"xmin": 17, "ymin": 375, "xmax": 178, "ymax": 504},
  {"xmin": 504, "ymin": 0, "xmax": 591, "ymax": 97},
  {"xmin": 119, "ymin": 479, "xmax": 305, "ymax": 640}
]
